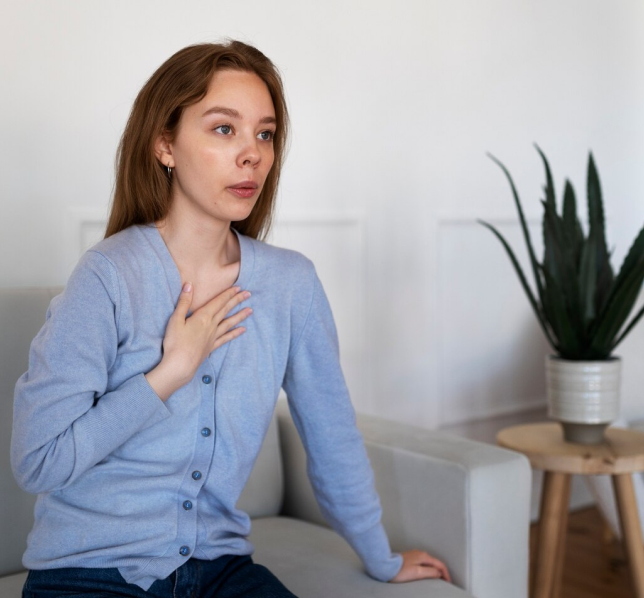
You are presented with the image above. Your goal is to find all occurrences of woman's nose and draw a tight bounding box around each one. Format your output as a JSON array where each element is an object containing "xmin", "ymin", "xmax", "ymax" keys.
[{"xmin": 237, "ymin": 137, "xmax": 261, "ymax": 168}]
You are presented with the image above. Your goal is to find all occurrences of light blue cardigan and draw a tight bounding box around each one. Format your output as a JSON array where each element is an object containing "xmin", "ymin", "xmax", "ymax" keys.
[{"xmin": 11, "ymin": 223, "xmax": 403, "ymax": 590}]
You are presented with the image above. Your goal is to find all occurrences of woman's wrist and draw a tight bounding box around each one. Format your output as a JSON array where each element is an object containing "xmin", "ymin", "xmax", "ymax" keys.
[{"xmin": 145, "ymin": 361, "xmax": 190, "ymax": 402}]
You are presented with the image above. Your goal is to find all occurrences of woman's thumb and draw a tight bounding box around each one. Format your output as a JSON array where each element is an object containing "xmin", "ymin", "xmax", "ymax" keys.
[{"xmin": 175, "ymin": 282, "xmax": 193, "ymax": 318}]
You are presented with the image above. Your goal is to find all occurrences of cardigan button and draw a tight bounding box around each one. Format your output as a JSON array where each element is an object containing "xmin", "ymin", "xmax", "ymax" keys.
[
  {"xmin": 179, "ymin": 545, "xmax": 190, "ymax": 557},
  {"xmin": 202, "ymin": 375, "xmax": 212, "ymax": 384},
  {"xmin": 201, "ymin": 428, "xmax": 211, "ymax": 437}
]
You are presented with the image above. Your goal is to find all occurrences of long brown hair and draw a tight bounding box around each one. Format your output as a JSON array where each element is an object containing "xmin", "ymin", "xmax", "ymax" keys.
[{"xmin": 105, "ymin": 40, "xmax": 289, "ymax": 240}]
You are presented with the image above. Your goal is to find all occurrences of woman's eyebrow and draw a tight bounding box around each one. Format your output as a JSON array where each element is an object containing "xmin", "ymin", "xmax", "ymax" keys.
[{"xmin": 201, "ymin": 106, "xmax": 276, "ymax": 125}]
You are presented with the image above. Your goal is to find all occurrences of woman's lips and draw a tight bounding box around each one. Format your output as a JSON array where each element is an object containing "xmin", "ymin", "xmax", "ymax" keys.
[{"xmin": 227, "ymin": 187, "xmax": 257, "ymax": 198}]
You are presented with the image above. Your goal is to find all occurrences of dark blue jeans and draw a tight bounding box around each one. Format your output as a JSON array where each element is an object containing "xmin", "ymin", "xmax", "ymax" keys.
[{"xmin": 23, "ymin": 554, "xmax": 299, "ymax": 597}]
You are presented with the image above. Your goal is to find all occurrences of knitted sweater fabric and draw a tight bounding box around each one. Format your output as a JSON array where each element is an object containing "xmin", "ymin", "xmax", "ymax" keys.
[{"xmin": 11, "ymin": 223, "xmax": 403, "ymax": 590}]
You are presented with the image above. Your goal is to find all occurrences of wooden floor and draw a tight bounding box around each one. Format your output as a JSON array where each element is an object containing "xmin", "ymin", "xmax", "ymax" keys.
[{"xmin": 530, "ymin": 506, "xmax": 634, "ymax": 598}]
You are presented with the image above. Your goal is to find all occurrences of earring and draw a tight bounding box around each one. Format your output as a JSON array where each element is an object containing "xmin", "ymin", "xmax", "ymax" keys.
[{"xmin": 167, "ymin": 165, "xmax": 172, "ymax": 176}]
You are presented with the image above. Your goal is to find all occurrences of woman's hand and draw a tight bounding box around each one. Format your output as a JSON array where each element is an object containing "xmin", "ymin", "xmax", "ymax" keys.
[
  {"xmin": 390, "ymin": 550, "xmax": 452, "ymax": 584},
  {"xmin": 145, "ymin": 282, "xmax": 252, "ymax": 401}
]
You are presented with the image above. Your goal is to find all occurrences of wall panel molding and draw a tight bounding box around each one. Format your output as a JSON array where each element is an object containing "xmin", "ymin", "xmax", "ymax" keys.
[{"xmin": 434, "ymin": 212, "xmax": 548, "ymax": 427}]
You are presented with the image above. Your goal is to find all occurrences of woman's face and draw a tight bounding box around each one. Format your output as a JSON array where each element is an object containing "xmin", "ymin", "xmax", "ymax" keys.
[{"xmin": 159, "ymin": 69, "xmax": 277, "ymax": 225}]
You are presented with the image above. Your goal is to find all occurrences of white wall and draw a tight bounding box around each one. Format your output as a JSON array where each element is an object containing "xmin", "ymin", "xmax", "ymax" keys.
[{"xmin": 2, "ymin": 0, "xmax": 644, "ymax": 431}]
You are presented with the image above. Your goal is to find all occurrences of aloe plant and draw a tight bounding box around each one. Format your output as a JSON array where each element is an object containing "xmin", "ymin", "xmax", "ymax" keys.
[{"xmin": 478, "ymin": 145, "xmax": 644, "ymax": 360}]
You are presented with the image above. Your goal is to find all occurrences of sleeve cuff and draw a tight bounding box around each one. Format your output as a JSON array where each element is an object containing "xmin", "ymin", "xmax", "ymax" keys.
[
  {"xmin": 348, "ymin": 523, "xmax": 404, "ymax": 582},
  {"xmin": 120, "ymin": 372, "xmax": 172, "ymax": 428},
  {"xmin": 89, "ymin": 372, "xmax": 172, "ymax": 447}
]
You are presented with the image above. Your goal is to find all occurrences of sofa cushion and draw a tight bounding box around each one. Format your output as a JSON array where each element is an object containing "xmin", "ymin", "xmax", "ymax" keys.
[
  {"xmin": 249, "ymin": 516, "xmax": 473, "ymax": 598},
  {"xmin": 236, "ymin": 410, "xmax": 284, "ymax": 518},
  {"xmin": 0, "ymin": 288, "xmax": 59, "ymax": 577},
  {"xmin": 0, "ymin": 571, "xmax": 28, "ymax": 597}
]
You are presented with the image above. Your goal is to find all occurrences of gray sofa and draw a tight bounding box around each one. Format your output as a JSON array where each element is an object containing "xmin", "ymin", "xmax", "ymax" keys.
[{"xmin": 0, "ymin": 288, "xmax": 531, "ymax": 598}]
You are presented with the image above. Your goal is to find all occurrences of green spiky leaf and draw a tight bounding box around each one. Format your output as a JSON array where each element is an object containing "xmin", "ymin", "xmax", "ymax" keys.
[
  {"xmin": 591, "ymin": 224, "xmax": 644, "ymax": 339},
  {"xmin": 478, "ymin": 219, "xmax": 559, "ymax": 352},
  {"xmin": 587, "ymin": 153, "xmax": 614, "ymax": 313},
  {"xmin": 487, "ymin": 153, "xmax": 547, "ymax": 312},
  {"xmin": 562, "ymin": 181, "xmax": 581, "ymax": 266},
  {"xmin": 612, "ymin": 301, "xmax": 644, "ymax": 351},
  {"xmin": 541, "ymin": 266, "xmax": 581, "ymax": 357},
  {"xmin": 589, "ymin": 256, "xmax": 644, "ymax": 356},
  {"xmin": 481, "ymin": 146, "xmax": 644, "ymax": 360},
  {"xmin": 578, "ymin": 228, "xmax": 598, "ymax": 325},
  {"xmin": 541, "ymin": 199, "xmax": 585, "ymax": 341}
]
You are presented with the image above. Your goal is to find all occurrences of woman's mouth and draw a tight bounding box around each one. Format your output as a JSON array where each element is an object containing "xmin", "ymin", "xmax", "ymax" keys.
[
  {"xmin": 227, "ymin": 187, "xmax": 258, "ymax": 198},
  {"xmin": 227, "ymin": 181, "xmax": 259, "ymax": 198}
]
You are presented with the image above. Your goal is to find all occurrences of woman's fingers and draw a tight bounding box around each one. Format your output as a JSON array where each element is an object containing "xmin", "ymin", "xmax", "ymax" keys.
[
  {"xmin": 414, "ymin": 553, "xmax": 451, "ymax": 583},
  {"xmin": 196, "ymin": 285, "xmax": 250, "ymax": 322},
  {"xmin": 217, "ymin": 306, "xmax": 253, "ymax": 335},
  {"xmin": 211, "ymin": 325, "xmax": 247, "ymax": 352},
  {"xmin": 150, "ymin": 283, "xmax": 252, "ymax": 401},
  {"xmin": 178, "ymin": 283, "xmax": 253, "ymax": 354},
  {"xmin": 209, "ymin": 304, "xmax": 253, "ymax": 352},
  {"xmin": 173, "ymin": 282, "xmax": 193, "ymax": 320},
  {"xmin": 216, "ymin": 288, "xmax": 251, "ymax": 321},
  {"xmin": 390, "ymin": 550, "xmax": 451, "ymax": 584},
  {"xmin": 409, "ymin": 565, "xmax": 442, "ymax": 580}
]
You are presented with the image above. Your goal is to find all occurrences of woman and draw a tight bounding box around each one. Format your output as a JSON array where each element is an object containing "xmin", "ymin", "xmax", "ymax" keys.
[{"xmin": 12, "ymin": 40, "xmax": 451, "ymax": 597}]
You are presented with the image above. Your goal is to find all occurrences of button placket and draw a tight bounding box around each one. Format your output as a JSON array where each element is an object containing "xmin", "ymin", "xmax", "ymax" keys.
[
  {"xmin": 199, "ymin": 366, "xmax": 215, "ymax": 443},
  {"xmin": 174, "ymin": 363, "xmax": 217, "ymax": 562},
  {"xmin": 175, "ymin": 368, "xmax": 215, "ymax": 562}
]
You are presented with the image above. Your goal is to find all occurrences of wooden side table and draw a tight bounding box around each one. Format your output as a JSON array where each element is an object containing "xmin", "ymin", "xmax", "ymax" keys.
[{"xmin": 497, "ymin": 423, "xmax": 644, "ymax": 598}]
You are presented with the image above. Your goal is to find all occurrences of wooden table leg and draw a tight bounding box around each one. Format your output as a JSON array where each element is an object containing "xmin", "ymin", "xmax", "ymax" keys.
[
  {"xmin": 551, "ymin": 474, "xmax": 572, "ymax": 598},
  {"xmin": 533, "ymin": 472, "xmax": 571, "ymax": 598},
  {"xmin": 613, "ymin": 474, "xmax": 644, "ymax": 598}
]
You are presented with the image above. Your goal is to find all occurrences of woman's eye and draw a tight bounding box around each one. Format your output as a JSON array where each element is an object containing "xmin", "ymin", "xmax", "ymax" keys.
[
  {"xmin": 258, "ymin": 130, "xmax": 274, "ymax": 141},
  {"xmin": 214, "ymin": 124, "xmax": 233, "ymax": 135}
]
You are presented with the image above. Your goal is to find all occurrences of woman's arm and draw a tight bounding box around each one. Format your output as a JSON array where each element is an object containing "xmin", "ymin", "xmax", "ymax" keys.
[
  {"xmin": 281, "ymin": 264, "xmax": 403, "ymax": 581},
  {"xmin": 281, "ymin": 263, "xmax": 450, "ymax": 584},
  {"xmin": 11, "ymin": 250, "xmax": 171, "ymax": 494},
  {"xmin": 11, "ymin": 250, "xmax": 251, "ymax": 495}
]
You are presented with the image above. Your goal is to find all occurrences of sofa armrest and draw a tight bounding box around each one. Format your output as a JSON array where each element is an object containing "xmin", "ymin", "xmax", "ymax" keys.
[{"xmin": 276, "ymin": 399, "xmax": 531, "ymax": 598}]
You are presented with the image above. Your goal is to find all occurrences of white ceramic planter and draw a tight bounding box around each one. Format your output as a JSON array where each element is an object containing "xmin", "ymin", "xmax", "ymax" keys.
[{"xmin": 545, "ymin": 355, "xmax": 622, "ymax": 444}]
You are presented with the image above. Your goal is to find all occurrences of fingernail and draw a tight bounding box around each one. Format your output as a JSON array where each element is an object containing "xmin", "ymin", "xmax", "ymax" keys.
[
  {"xmin": 244, "ymin": 291, "xmax": 251, "ymax": 298},
  {"xmin": 183, "ymin": 282, "xmax": 192, "ymax": 293}
]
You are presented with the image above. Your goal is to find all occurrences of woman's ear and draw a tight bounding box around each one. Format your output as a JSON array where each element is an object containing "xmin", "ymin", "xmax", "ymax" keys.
[{"xmin": 154, "ymin": 132, "xmax": 174, "ymax": 168}]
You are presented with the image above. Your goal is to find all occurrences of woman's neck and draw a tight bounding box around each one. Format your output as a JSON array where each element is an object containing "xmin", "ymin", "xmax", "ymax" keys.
[{"xmin": 155, "ymin": 206, "xmax": 240, "ymax": 279}]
